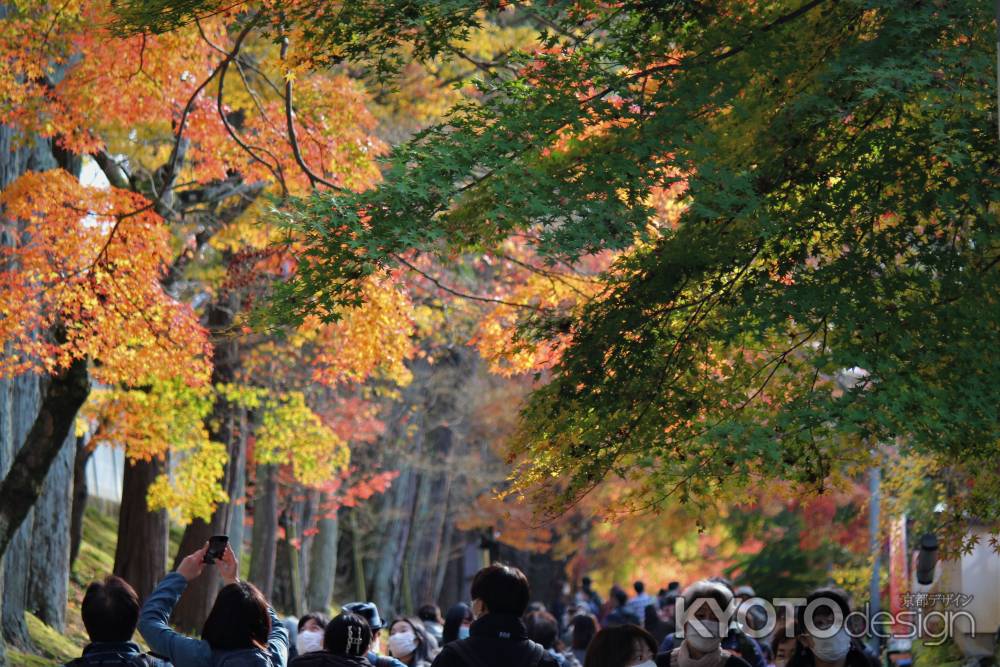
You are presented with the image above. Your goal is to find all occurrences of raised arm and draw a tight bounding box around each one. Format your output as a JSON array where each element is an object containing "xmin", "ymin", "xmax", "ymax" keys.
[{"xmin": 138, "ymin": 545, "xmax": 213, "ymax": 667}]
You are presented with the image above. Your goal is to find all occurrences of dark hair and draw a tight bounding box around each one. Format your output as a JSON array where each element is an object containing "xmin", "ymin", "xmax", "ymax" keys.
[
  {"xmin": 81, "ymin": 576, "xmax": 140, "ymax": 642},
  {"xmin": 611, "ymin": 587, "xmax": 628, "ymax": 607},
  {"xmin": 634, "ymin": 581, "xmax": 645, "ymax": 594},
  {"xmin": 583, "ymin": 625, "xmax": 656, "ymax": 667},
  {"xmin": 571, "ymin": 614, "xmax": 599, "ymax": 651},
  {"xmin": 389, "ymin": 617, "xmax": 431, "ymax": 662},
  {"xmin": 201, "ymin": 582, "xmax": 271, "ymax": 651},
  {"xmin": 442, "ymin": 603, "xmax": 472, "ymax": 645},
  {"xmin": 667, "ymin": 581, "xmax": 680, "ymax": 591},
  {"xmin": 417, "ymin": 604, "xmax": 442, "ymax": 624},
  {"xmin": 643, "ymin": 604, "xmax": 660, "ymax": 631},
  {"xmin": 325, "ymin": 612, "xmax": 373, "ymax": 657},
  {"xmin": 680, "ymin": 580, "xmax": 733, "ymax": 623},
  {"xmin": 524, "ymin": 611, "xmax": 559, "ymax": 649},
  {"xmin": 795, "ymin": 587, "xmax": 851, "ymax": 631},
  {"xmin": 582, "ymin": 576, "xmax": 593, "ymax": 588},
  {"xmin": 298, "ymin": 611, "xmax": 329, "ymax": 632},
  {"xmin": 470, "ymin": 563, "xmax": 531, "ymax": 616}
]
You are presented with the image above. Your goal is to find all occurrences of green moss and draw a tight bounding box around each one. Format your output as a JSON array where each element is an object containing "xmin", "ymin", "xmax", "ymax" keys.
[
  {"xmin": 7, "ymin": 649, "xmax": 58, "ymax": 667},
  {"xmin": 23, "ymin": 612, "xmax": 81, "ymax": 664}
]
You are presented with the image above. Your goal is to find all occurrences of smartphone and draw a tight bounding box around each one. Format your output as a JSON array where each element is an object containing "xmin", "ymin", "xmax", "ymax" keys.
[{"xmin": 203, "ymin": 535, "xmax": 229, "ymax": 564}]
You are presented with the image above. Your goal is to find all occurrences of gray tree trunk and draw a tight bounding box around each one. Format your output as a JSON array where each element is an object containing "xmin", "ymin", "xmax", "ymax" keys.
[
  {"xmin": 305, "ymin": 495, "xmax": 338, "ymax": 613},
  {"xmin": 249, "ymin": 463, "xmax": 279, "ymax": 599},
  {"xmin": 27, "ymin": 429, "xmax": 75, "ymax": 630}
]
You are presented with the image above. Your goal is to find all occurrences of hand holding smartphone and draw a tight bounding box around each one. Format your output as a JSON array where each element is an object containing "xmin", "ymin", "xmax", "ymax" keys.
[{"xmin": 203, "ymin": 535, "xmax": 229, "ymax": 564}]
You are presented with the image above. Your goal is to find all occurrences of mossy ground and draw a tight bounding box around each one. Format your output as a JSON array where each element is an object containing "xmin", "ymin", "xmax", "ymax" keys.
[{"xmin": 7, "ymin": 504, "xmax": 183, "ymax": 666}]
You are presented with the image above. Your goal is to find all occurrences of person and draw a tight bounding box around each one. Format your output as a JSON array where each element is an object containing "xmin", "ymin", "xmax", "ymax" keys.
[
  {"xmin": 138, "ymin": 542, "xmax": 288, "ymax": 667},
  {"xmin": 604, "ymin": 588, "xmax": 641, "ymax": 627},
  {"xmin": 569, "ymin": 615, "xmax": 599, "ymax": 666},
  {"xmin": 525, "ymin": 610, "xmax": 572, "ymax": 666},
  {"xmin": 342, "ymin": 602, "xmax": 407, "ymax": 667},
  {"xmin": 655, "ymin": 591, "xmax": 677, "ymax": 637},
  {"xmin": 643, "ymin": 605, "xmax": 673, "ymax": 646},
  {"xmin": 417, "ymin": 606, "xmax": 445, "ymax": 646},
  {"xmin": 583, "ymin": 624, "xmax": 657, "ymax": 667},
  {"xmin": 786, "ymin": 589, "xmax": 878, "ymax": 667},
  {"xmin": 386, "ymin": 617, "xmax": 434, "ymax": 667},
  {"xmin": 657, "ymin": 580, "xmax": 764, "ymax": 667},
  {"xmin": 289, "ymin": 612, "xmax": 375, "ymax": 667},
  {"xmin": 579, "ymin": 577, "xmax": 603, "ymax": 617},
  {"xmin": 296, "ymin": 613, "xmax": 330, "ymax": 657},
  {"xmin": 441, "ymin": 604, "xmax": 473, "ymax": 645},
  {"xmin": 65, "ymin": 575, "xmax": 170, "ymax": 667},
  {"xmin": 625, "ymin": 582, "xmax": 655, "ymax": 620},
  {"xmin": 654, "ymin": 580, "xmax": 750, "ymax": 667},
  {"xmin": 430, "ymin": 563, "xmax": 560, "ymax": 667},
  {"xmin": 771, "ymin": 634, "xmax": 796, "ymax": 667}
]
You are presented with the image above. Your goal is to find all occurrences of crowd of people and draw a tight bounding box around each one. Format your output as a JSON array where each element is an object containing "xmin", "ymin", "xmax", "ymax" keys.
[{"xmin": 64, "ymin": 543, "xmax": 884, "ymax": 667}]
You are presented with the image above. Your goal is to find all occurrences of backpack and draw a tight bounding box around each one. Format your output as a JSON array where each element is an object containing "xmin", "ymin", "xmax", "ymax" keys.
[
  {"xmin": 449, "ymin": 640, "xmax": 547, "ymax": 667},
  {"xmin": 372, "ymin": 658, "xmax": 397, "ymax": 667},
  {"xmin": 66, "ymin": 651, "xmax": 157, "ymax": 667}
]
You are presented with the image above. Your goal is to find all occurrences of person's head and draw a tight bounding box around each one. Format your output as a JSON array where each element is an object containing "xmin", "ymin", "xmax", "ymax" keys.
[
  {"xmin": 642, "ymin": 604, "xmax": 659, "ymax": 630},
  {"xmin": 525, "ymin": 601, "xmax": 548, "ymax": 615},
  {"xmin": 658, "ymin": 591, "xmax": 677, "ymax": 620},
  {"xmin": 571, "ymin": 614, "xmax": 599, "ymax": 651},
  {"xmin": 325, "ymin": 612, "xmax": 372, "ymax": 657},
  {"xmin": 667, "ymin": 581, "xmax": 680, "ymax": 592},
  {"xmin": 611, "ymin": 587, "xmax": 628, "ymax": 608},
  {"xmin": 342, "ymin": 601, "xmax": 384, "ymax": 651},
  {"xmin": 679, "ymin": 580, "xmax": 733, "ymax": 657},
  {"xmin": 81, "ymin": 576, "xmax": 140, "ymax": 643},
  {"xmin": 772, "ymin": 634, "xmax": 798, "ymax": 667},
  {"xmin": 201, "ymin": 581, "xmax": 271, "ymax": 651},
  {"xmin": 583, "ymin": 625, "xmax": 656, "ymax": 667},
  {"xmin": 388, "ymin": 617, "xmax": 430, "ymax": 663},
  {"xmin": 582, "ymin": 576, "xmax": 593, "ymax": 592},
  {"xmin": 732, "ymin": 584, "xmax": 755, "ymax": 607},
  {"xmin": 442, "ymin": 602, "xmax": 473, "ymax": 644},
  {"xmin": 470, "ymin": 563, "xmax": 530, "ymax": 618},
  {"xmin": 417, "ymin": 604, "xmax": 443, "ymax": 625},
  {"xmin": 296, "ymin": 612, "xmax": 329, "ymax": 655},
  {"xmin": 795, "ymin": 588, "xmax": 852, "ymax": 664},
  {"xmin": 633, "ymin": 581, "xmax": 645, "ymax": 595},
  {"xmin": 524, "ymin": 610, "xmax": 559, "ymax": 650}
]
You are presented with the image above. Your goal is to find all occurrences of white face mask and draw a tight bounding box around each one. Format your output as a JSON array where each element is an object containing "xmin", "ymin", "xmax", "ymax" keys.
[
  {"xmin": 632, "ymin": 661, "xmax": 657, "ymax": 667},
  {"xmin": 810, "ymin": 629, "xmax": 851, "ymax": 662},
  {"xmin": 388, "ymin": 631, "xmax": 418, "ymax": 658},
  {"xmin": 458, "ymin": 626, "xmax": 471, "ymax": 639},
  {"xmin": 685, "ymin": 620, "xmax": 723, "ymax": 653},
  {"xmin": 296, "ymin": 629, "xmax": 324, "ymax": 655}
]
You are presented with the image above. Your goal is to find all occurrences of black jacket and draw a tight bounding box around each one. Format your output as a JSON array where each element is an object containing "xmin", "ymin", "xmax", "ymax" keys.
[
  {"xmin": 429, "ymin": 614, "xmax": 560, "ymax": 667},
  {"xmin": 289, "ymin": 651, "xmax": 372, "ymax": 667},
  {"xmin": 65, "ymin": 641, "xmax": 170, "ymax": 667}
]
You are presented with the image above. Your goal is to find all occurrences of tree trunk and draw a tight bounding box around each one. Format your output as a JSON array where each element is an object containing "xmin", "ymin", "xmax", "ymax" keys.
[
  {"xmin": 113, "ymin": 456, "xmax": 169, "ymax": 602},
  {"xmin": 169, "ymin": 293, "xmax": 241, "ymax": 631},
  {"xmin": 69, "ymin": 435, "xmax": 92, "ymax": 568},
  {"xmin": 27, "ymin": 428, "xmax": 75, "ymax": 630},
  {"xmin": 249, "ymin": 463, "xmax": 278, "ymax": 599},
  {"xmin": 306, "ymin": 494, "xmax": 338, "ymax": 613},
  {"xmin": 0, "ymin": 354, "xmax": 90, "ymax": 561},
  {"xmin": 228, "ymin": 406, "xmax": 248, "ymax": 559},
  {"xmin": 349, "ymin": 510, "xmax": 367, "ymax": 602}
]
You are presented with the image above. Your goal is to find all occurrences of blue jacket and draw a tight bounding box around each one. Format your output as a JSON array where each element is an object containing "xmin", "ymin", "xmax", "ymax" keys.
[
  {"xmin": 366, "ymin": 651, "xmax": 406, "ymax": 667},
  {"xmin": 138, "ymin": 572, "xmax": 289, "ymax": 667}
]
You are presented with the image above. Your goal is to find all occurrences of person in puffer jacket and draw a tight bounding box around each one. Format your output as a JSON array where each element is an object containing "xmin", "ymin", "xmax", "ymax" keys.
[
  {"xmin": 289, "ymin": 613, "xmax": 375, "ymax": 667},
  {"xmin": 138, "ymin": 542, "xmax": 288, "ymax": 667}
]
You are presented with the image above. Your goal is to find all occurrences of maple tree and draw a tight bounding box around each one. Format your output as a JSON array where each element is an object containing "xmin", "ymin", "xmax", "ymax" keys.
[{"xmin": 187, "ymin": 0, "xmax": 997, "ymax": 551}]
